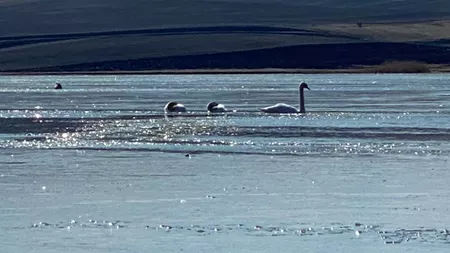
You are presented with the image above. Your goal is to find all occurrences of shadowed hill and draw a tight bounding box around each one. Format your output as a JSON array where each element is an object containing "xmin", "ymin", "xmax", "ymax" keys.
[
  {"xmin": 1, "ymin": 0, "xmax": 449, "ymax": 36},
  {"xmin": 0, "ymin": 26, "xmax": 364, "ymax": 70},
  {"xmin": 18, "ymin": 42, "xmax": 450, "ymax": 72},
  {"xmin": 1, "ymin": 0, "xmax": 450, "ymax": 72}
]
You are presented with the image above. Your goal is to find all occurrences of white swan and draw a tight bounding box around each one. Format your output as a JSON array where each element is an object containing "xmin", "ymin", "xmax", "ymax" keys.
[
  {"xmin": 261, "ymin": 82, "xmax": 310, "ymax": 113},
  {"xmin": 207, "ymin": 101, "xmax": 227, "ymax": 113},
  {"xmin": 164, "ymin": 101, "xmax": 187, "ymax": 113}
]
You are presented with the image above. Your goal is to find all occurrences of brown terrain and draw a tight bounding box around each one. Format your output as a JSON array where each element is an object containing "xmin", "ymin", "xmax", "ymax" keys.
[{"xmin": 1, "ymin": 0, "xmax": 450, "ymax": 73}]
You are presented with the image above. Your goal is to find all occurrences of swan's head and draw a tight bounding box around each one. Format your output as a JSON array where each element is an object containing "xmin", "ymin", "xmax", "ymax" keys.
[
  {"xmin": 299, "ymin": 82, "xmax": 310, "ymax": 90},
  {"xmin": 207, "ymin": 101, "xmax": 219, "ymax": 111},
  {"xmin": 54, "ymin": 82, "xmax": 62, "ymax": 89}
]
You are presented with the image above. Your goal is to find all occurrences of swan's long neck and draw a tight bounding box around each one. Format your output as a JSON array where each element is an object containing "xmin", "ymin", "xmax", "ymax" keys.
[{"xmin": 299, "ymin": 86, "xmax": 305, "ymax": 113}]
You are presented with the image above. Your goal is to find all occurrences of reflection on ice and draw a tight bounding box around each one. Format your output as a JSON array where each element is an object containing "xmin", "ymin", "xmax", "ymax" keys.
[
  {"xmin": 0, "ymin": 114, "xmax": 449, "ymax": 158},
  {"xmin": 28, "ymin": 219, "xmax": 450, "ymax": 245},
  {"xmin": 2, "ymin": 75, "xmax": 450, "ymax": 252}
]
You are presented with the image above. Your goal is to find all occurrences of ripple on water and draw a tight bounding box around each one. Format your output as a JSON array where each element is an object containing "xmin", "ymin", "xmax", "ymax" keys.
[
  {"xmin": 1, "ymin": 111, "xmax": 449, "ymax": 158},
  {"xmin": 27, "ymin": 219, "xmax": 450, "ymax": 245}
]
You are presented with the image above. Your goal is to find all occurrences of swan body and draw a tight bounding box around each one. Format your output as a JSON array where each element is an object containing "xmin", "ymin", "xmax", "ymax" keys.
[
  {"xmin": 261, "ymin": 103, "xmax": 298, "ymax": 113},
  {"xmin": 207, "ymin": 102, "xmax": 227, "ymax": 113},
  {"xmin": 164, "ymin": 101, "xmax": 186, "ymax": 113},
  {"xmin": 261, "ymin": 82, "xmax": 310, "ymax": 114}
]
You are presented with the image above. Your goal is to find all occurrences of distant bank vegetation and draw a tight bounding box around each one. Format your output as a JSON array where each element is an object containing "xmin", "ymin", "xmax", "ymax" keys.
[{"xmin": 370, "ymin": 60, "xmax": 431, "ymax": 73}]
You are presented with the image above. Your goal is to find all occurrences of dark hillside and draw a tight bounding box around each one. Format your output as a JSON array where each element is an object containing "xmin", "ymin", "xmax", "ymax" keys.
[
  {"xmin": 19, "ymin": 42, "xmax": 450, "ymax": 72},
  {"xmin": 1, "ymin": 0, "xmax": 450, "ymax": 72},
  {"xmin": 1, "ymin": 0, "xmax": 449, "ymax": 36}
]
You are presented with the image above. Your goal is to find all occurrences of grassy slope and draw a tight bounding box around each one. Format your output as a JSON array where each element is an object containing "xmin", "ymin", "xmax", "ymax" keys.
[
  {"xmin": 315, "ymin": 20, "xmax": 450, "ymax": 42},
  {"xmin": 1, "ymin": 0, "xmax": 450, "ymax": 71},
  {"xmin": 2, "ymin": 0, "xmax": 450, "ymax": 36}
]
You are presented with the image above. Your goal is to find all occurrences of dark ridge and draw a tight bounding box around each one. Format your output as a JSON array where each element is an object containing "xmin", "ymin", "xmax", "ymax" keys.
[
  {"xmin": 0, "ymin": 38, "xmax": 73, "ymax": 49},
  {"xmin": 1, "ymin": 0, "xmax": 449, "ymax": 37},
  {"xmin": 0, "ymin": 26, "xmax": 308, "ymax": 40},
  {"xmin": 18, "ymin": 42, "xmax": 450, "ymax": 72},
  {"xmin": 0, "ymin": 26, "xmax": 360, "ymax": 50},
  {"xmin": 428, "ymin": 38, "xmax": 450, "ymax": 46}
]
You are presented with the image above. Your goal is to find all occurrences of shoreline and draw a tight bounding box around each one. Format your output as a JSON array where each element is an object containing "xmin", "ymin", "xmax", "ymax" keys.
[
  {"xmin": 1, "ymin": 69, "xmax": 367, "ymax": 76},
  {"xmin": 1, "ymin": 66, "xmax": 450, "ymax": 76}
]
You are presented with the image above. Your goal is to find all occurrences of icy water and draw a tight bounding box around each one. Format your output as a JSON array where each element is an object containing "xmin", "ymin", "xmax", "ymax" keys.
[{"xmin": 1, "ymin": 74, "xmax": 450, "ymax": 252}]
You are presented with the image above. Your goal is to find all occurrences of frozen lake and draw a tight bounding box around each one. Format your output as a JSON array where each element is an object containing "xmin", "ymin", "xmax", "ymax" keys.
[{"xmin": 1, "ymin": 74, "xmax": 450, "ymax": 252}]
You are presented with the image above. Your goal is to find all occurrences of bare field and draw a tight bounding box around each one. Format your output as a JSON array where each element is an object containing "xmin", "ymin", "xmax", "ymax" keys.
[
  {"xmin": 1, "ymin": 23, "xmax": 449, "ymax": 72},
  {"xmin": 0, "ymin": 31, "xmax": 359, "ymax": 70},
  {"xmin": 314, "ymin": 20, "xmax": 450, "ymax": 42},
  {"xmin": 1, "ymin": 0, "xmax": 450, "ymax": 71},
  {"xmin": 1, "ymin": 0, "xmax": 449, "ymax": 36}
]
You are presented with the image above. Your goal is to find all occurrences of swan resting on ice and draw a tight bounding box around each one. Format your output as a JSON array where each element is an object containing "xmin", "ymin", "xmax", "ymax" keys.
[
  {"xmin": 164, "ymin": 101, "xmax": 187, "ymax": 113},
  {"xmin": 261, "ymin": 82, "xmax": 310, "ymax": 113},
  {"xmin": 207, "ymin": 101, "xmax": 227, "ymax": 113}
]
